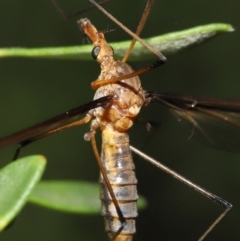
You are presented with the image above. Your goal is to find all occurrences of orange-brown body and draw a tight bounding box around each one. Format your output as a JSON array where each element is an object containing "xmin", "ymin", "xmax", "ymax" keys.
[{"xmin": 79, "ymin": 18, "xmax": 145, "ymax": 240}]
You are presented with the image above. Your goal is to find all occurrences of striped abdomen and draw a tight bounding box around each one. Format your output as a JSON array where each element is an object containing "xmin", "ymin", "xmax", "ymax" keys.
[{"xmin": 100, "ymin": 129, "xmax": 138, "ymax": 241}]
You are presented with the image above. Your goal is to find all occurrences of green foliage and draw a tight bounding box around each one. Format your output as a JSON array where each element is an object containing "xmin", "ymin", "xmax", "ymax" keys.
[
  {"xmin": 0, "ymin": 23, "xmax": 233, "ymax": 61},
  {"xmin": 0, "ymin": 156, "xmax": 46, "ymax": 231},
  {"xmin": 28, "ymin": 181, "xmax": 147, "ymax": 214}
]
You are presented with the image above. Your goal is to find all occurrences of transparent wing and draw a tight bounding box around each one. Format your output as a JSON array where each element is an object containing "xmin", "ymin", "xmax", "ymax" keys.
[{"xmin": 146, "ymin": 91, "xmax": 240, "ymax": 152}]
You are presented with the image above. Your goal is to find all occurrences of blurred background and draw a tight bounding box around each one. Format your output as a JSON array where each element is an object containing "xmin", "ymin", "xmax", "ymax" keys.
[{"xmin": 0, "ymin": 0, "xmax": 240, "ymax": 240}]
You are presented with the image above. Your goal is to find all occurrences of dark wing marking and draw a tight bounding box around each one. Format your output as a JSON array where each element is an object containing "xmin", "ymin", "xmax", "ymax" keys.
[{"xmin": 0, "ymin": 95, "xmax": 112, "ymax": 149}]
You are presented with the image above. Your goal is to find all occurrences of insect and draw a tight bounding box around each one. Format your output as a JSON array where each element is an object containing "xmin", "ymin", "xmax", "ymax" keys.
[{"xmin": 1, "ymin": 0, "xmax": 240, "ymax": 241}]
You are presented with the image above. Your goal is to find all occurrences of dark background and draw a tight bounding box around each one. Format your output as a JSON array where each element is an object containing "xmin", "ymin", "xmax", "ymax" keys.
[{"xmin": 0, "ymin": 0, "xmax": 240, "ymax": 240}]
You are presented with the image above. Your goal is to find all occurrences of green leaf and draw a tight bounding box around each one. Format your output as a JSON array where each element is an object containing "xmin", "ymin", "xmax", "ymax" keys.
[
  {"xmin": 0, "ymin": 23, "xmax": 233, "ymax": 61},
  {"xmin": 0, "ymin": 155, "xmax": 46, "ymax": 231},
  {"xmin": 28, "ymin": 180, "xmax": 147, "ymax": 214}
]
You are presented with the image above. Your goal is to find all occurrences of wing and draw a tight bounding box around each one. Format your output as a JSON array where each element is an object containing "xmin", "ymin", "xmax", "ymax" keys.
[
  {"xmin": 0, "ymin": 95, "xmax": 112, "ymax": 149},
  {"xmin": 145, "ymin": 91, "xmax": 240, "ymax": 152}
]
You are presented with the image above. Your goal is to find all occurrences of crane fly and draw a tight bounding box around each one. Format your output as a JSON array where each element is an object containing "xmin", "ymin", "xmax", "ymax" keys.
[{"xmin": 1, "ymin": 0, "xmax": 240, "ymax": 240}]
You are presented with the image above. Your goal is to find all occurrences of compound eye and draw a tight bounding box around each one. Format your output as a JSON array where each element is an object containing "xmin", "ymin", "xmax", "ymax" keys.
[{"xmin": 92, "ymin": 46, "xmax": 100, "ymax": 60}]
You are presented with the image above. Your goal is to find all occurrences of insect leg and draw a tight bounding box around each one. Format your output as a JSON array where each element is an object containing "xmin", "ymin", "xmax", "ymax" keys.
[{"xmin": 130, "ymin": 145, "xmax": 232, "ymax": 241}]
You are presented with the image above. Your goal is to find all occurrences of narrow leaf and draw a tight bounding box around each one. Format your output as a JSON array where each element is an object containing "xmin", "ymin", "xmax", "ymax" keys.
[
  {"xmin": 28, "ymin": 180, "xmax": 147, "ymax": 214},
  {"xmin": 0, "ymin": 23, "xmax": 233, "ymax": 61},
  {"xmin": 0, "ymin": 156, "xmax": 46, "ymax": 231}
]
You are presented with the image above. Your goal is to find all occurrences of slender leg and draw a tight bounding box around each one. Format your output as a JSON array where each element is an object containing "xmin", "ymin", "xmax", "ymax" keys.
[
  {"xmin": 130, "ymin": 145, "xmax": 232, "ymax": 241},
  {"xmin": 90, "ymin": 133, "xmax": 126, "ymax": 239},
  {"xmin": 51, "ymin": 0, "xmax": 114, "ymax": 20}
]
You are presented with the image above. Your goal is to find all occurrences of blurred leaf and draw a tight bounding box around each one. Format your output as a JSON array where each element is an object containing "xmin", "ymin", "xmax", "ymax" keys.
[
  {"xmin": 0, "ymin": 23, "xmax": 233, "ymax": 61},
  {"xmin": 28, "ymin": 180, "xmax": 147, "ymax": 214},
  {"xmin": 0, "ymin": 156, "xmax": 46, "ymax": 231}
]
